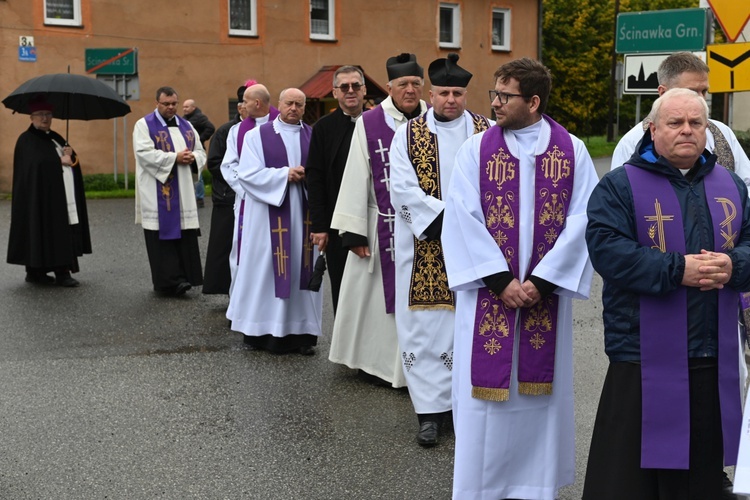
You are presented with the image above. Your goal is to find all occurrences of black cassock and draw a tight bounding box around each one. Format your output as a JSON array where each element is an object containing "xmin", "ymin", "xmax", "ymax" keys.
[
  {"xmin": 202, "ymin": 115, "xmax": 240, "ymax": 295},
  {"xmin": 305, "ymin": 106, "xmax": 359, "ymax": 313},
  {"xmin": 7, "ymin": 124, "xmax": 91, "ymax": 273}
]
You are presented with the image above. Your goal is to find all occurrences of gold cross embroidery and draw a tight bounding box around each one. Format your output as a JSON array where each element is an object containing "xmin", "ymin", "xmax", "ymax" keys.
[
  {"xmin": 644, "ymin": 199, "xmax": 674, "ymax": 253},
  {"xmin": 272, "ymin": 216, "xmax": 289, "ymax": 277}
]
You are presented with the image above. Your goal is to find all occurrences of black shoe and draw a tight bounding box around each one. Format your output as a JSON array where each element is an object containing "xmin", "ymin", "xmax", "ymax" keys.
[
  {"xmin": 299, "ymin": 346, "xmax": 316, "ymax": 356},
  {"xmin": 416, "ymin": 421, "xmax": 439, "ymax": 447},
  {"xmin": 722, "ymin": 472, "xmax": 738, "ymax": 499},
  {"xmin": 26, "ymin": 272, "xmax": 54, "ymax": 284},
  {"xmin": 54, "ymin": 272, "xmax": 79, "ymax": 287},
  {"xmin": 174, "ymin": 282, "xmax": 192, "ymax": 296},
  {"xmin": 197, "ymin": 198, "xmax": 205, "ymax": 208}
]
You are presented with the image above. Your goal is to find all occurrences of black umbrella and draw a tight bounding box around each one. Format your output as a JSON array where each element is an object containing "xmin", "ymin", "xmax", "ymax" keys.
[
  {"xmin": 307, "ymin": 252, "xmax": 327, "ymax": 292},
  {"xmin": 2, "ymin": 72, "xmax": 131, "ymax": 141}
]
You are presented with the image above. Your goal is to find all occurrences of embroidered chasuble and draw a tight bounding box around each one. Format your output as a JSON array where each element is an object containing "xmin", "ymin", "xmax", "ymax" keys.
[
  {"xmin": 363, "ymin": 106, "xmax": 399, "ymax": 314},
  {"xmin": 625, "ymin": 163, "xmax": 743, "ymax": 470},
  {"xmin": 406, "ymin": 112, "xmax": 490, "ymax": 310},
  {"xmin": 259, "ymin": 121, "xmax": 313, "ymax": 298},
  {"xmin": 145, "ymin": 113, "xmax": 196, "ymax": 240},
  {"xmin": 472, "ymin": 115, "xmax": 575, "ymax": 402}
]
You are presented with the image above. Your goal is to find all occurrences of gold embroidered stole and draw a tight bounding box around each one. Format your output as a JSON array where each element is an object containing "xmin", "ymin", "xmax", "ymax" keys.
[{"xmin": 406, "ymin": 112, "xmax": 490, "ymax": 310}]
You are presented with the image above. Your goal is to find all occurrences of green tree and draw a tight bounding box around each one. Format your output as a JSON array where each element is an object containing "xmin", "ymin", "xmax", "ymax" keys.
[{"xmin": 542, "ymin": 0, "xmax": 699, "ymax": 138}]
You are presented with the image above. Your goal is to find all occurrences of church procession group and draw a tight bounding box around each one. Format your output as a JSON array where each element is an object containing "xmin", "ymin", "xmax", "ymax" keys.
[{"xmin": 8, "ymin": 46, "xmax": 750, "ymax": 499}]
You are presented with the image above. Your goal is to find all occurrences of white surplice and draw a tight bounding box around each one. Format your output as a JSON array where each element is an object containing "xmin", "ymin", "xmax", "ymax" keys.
[
  {"xmin": 225, "ymin": 117, "xmax": 322, "ymax": 338},
  {"xmin": 389, "ymin": 109, "xmax": 489, "ymax": 412},
  {"xmin": 328, "ymin": 96, "xmax": 427, "ymax": 388},
  {"xmin": 443, "ymin": 119, "xmax": 598, "ymax": 500},
  {"xmin": 133, "ymin": 113, "xmax": 206, "ymax": 230},
  {"xmin": 220, "ymin": 114, "xmax": 271, "ymax": 296}
]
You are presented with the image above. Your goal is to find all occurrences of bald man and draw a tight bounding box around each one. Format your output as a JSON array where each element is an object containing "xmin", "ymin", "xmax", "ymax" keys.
[{"xmin": 225, "ymin": 88, "xmax": 322, "ymax": 354}]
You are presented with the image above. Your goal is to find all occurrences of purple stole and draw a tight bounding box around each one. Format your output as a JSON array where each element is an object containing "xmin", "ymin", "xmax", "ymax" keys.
[
  {"xmin": 625, "ymin": 163, "xmax": 743, "ymax": 469},
  {"xmin": 236, "ymin": 107, "xmax": 281, "ymax": 265},
  {"xmin": 144, "ymin": 113, "xmax": 196, "ymax": 240},
  {"xmin": 363, "ymin": 105, "xmax": 399, "ymax": 314},
  {"xmin": 259, "ymin": 120, "xmax": 313, "ymax": 298},
  {"xmin": 405, "ymin": 112, "xmax": 491, "ymax": 310},
  {"xmin": 472, "ymin": 116, "xmax": 574, "ymax": 401}
]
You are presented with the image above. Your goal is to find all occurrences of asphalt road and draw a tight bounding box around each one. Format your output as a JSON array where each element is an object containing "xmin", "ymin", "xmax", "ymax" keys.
[{"xmin": 0, "ymin": 157, "xmax": 626, "ymax": 499}]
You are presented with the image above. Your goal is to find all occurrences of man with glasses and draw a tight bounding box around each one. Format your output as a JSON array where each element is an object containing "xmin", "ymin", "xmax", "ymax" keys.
[
  {"xmin": 442, "ymin": 57, "xmax": 599, "ymax": 499},
  {"xmin": 389, "ymin": 53, "xmax": 492, "ymax": 447},
  {"xmin": 328, "ymin": 53, "xmax": 428, "ymax": 388},
  {"xmin": 7, "ymin": 98, "xmax": 91, "ymax": 287},
  {"xmin": 307, "ymin": 65, "xmax": 367, "ymax": 314},
  {"xmin": 133, "ymin": 86, "xmax": 207, "ymax": 296}
]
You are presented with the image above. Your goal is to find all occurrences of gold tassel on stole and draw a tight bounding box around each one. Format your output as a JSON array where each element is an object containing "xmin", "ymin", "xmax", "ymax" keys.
[
  {"xmin": 518, "ymin": 382, "xmax": 553, "ymax": 396},
  {"xmin": 472, "ymin": 386, "xmax": 510, "ymax": 402}
]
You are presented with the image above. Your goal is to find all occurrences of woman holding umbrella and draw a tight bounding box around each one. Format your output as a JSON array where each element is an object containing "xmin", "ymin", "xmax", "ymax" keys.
[{"xmin": 6, "ymin": 97, "xmax": 91, "ymax": 287}]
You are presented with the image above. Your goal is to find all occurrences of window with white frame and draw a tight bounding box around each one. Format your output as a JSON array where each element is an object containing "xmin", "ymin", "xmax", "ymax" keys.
[
  {"xmin": 439, "ymin": 3, "xmax": 460, "ymax": 49},
  {"xmin": 492, "ymin": 8, "xmax": 511, "ymax": 51},
  {"xmin": 44, "ymin": 0, "xmax": 81, "ymax": 27},
  {"xmin": 310, "ymin": 0, "xmax": 335, "ymax": 41},
  {"xmin": 229, "ymin": 0, "xmax": 258, "ymax": 37}
]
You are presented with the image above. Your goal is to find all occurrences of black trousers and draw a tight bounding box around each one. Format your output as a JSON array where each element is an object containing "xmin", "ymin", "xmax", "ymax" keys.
[
  {"xmin": 143, "ymin": 229, "xmax": 203, "ymax": 292},
  {"xmin": 202, "ymin": 204, "xmax": 233, "ymax": 294},
  {"xmin": 583, "ymin": 360, "xmax": 724, "ymax": 500},
  {"xmin": 325, "ymin": 230, "xmax": 347, "ymax": 315}
]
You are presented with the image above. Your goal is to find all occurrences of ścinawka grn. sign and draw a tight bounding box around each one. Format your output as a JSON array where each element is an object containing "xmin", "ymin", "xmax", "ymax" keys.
[{"xmin": 616, "ymin": 8, "xmax": 708, "ymax": 54}]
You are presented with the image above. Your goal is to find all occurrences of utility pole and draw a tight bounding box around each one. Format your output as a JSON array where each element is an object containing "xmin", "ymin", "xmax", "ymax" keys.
[{"xmin": 607, "ymin": 0, "xmax": 620, "ymax": 142}]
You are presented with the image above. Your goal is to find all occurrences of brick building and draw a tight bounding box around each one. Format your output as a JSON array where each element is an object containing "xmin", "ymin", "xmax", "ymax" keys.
[{"xmin": 0, "ymin": 0, "xmax": 541, "ymax": 192}]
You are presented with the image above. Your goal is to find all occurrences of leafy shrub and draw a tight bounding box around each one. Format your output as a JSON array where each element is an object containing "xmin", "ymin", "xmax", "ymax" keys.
[
  {"xmin": 736, "ymin": 130, "xmax": 750, "ymax": 159},
  {"xmin": 83, "ymin": 173, "xmax": 136, "ymax": 191}
]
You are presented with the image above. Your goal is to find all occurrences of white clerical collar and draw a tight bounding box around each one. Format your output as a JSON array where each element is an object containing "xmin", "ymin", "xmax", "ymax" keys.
[
  {"xmin": 276, "ymin": 117, "xmax": 302, "ymax": 132},
  {"xmin": 342, "ymin": 108, "xmax": 362, "ymax": 121},
  {"xmin": 256, "ymin": 113, "xmax": 270, "ymax": 125},
  {"xmin": 434, "ymin": 113, "xmax": 465, "ymax": 130},
  {"xmin": 511, "ymin": 119, "xmax": 543, "ymax": 152}
]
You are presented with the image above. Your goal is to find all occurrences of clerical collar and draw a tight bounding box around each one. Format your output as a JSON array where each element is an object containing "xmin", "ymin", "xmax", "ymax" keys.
[
  {"xmin": 433, "ymin": 112, "xmax": 452, "ymax": 123},
  {"xmin": 342, "ymin": 109, "xmax": 362, "ymax": 122},
  {"xmin": 434, "ymin": 113, "xmax": 464, "ymax": 130},
  {"xmin": 158, "ymin": 112, "xmax": 177, "ymax": 127},
  {"xmin": 394, "ymin": 103, "xmax": 422, "ymax": 120},
  {"xmin": 277, "ymin": 118, "xmax": 302, "ymax": 132}
]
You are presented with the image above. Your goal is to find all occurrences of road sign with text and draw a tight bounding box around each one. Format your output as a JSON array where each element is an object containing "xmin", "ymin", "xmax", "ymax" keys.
[
  {"xmin": 707, "ymin": 43, "xmax": 750, "ymax": 93},
  {"xmin": 616, "ymin": 8, "xmax": 708, "ymax": 54},
  {"xmin": 85, "ymin": 48, "xmax": 137, "ymax": 75}
]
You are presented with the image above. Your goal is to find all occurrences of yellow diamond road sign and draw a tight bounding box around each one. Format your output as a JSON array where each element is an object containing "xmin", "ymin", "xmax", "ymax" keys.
[
  {"xmin": 708, "ymin": 0, "xmax": 750, "ymax": 43},
  {"xmin": 707, "ymin": 43, "xmax": 750, "ymax": 93}
]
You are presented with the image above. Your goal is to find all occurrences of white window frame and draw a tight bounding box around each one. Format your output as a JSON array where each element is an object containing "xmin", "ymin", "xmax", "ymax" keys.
[
  {"xmin": 439, "ymin": 2, "xmax": 461, "ymax": 49},
  {"xmin": 310, "ymin": 0, "xmax": 335, "ymax": 41},
  {"xmin": 228, "ymin": 0, "xmax": 258, "ymax": 37},
  {"xmin": 43, "ymin": 0, "xmax": 81, "ymax": 27},
  {"xmin": 492, "ymin": 7, "xmax": 511, "ymax": 51}
]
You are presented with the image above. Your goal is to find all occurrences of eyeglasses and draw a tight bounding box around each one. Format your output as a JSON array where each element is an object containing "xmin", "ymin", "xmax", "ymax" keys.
[
  {"xmin": 31, "ymin": 112, "xmax": 53, "ymax": 118},
  {"xmin": 489, "ymin": 90, "xmax": 527, "ymax": 104},
  {"xmin": 158, "ymin": 101, "xmax": 178, "ymax": 107},
  {"xmin": 334, "ymin": 83, "xmax": 363, "ymax": 92}
]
